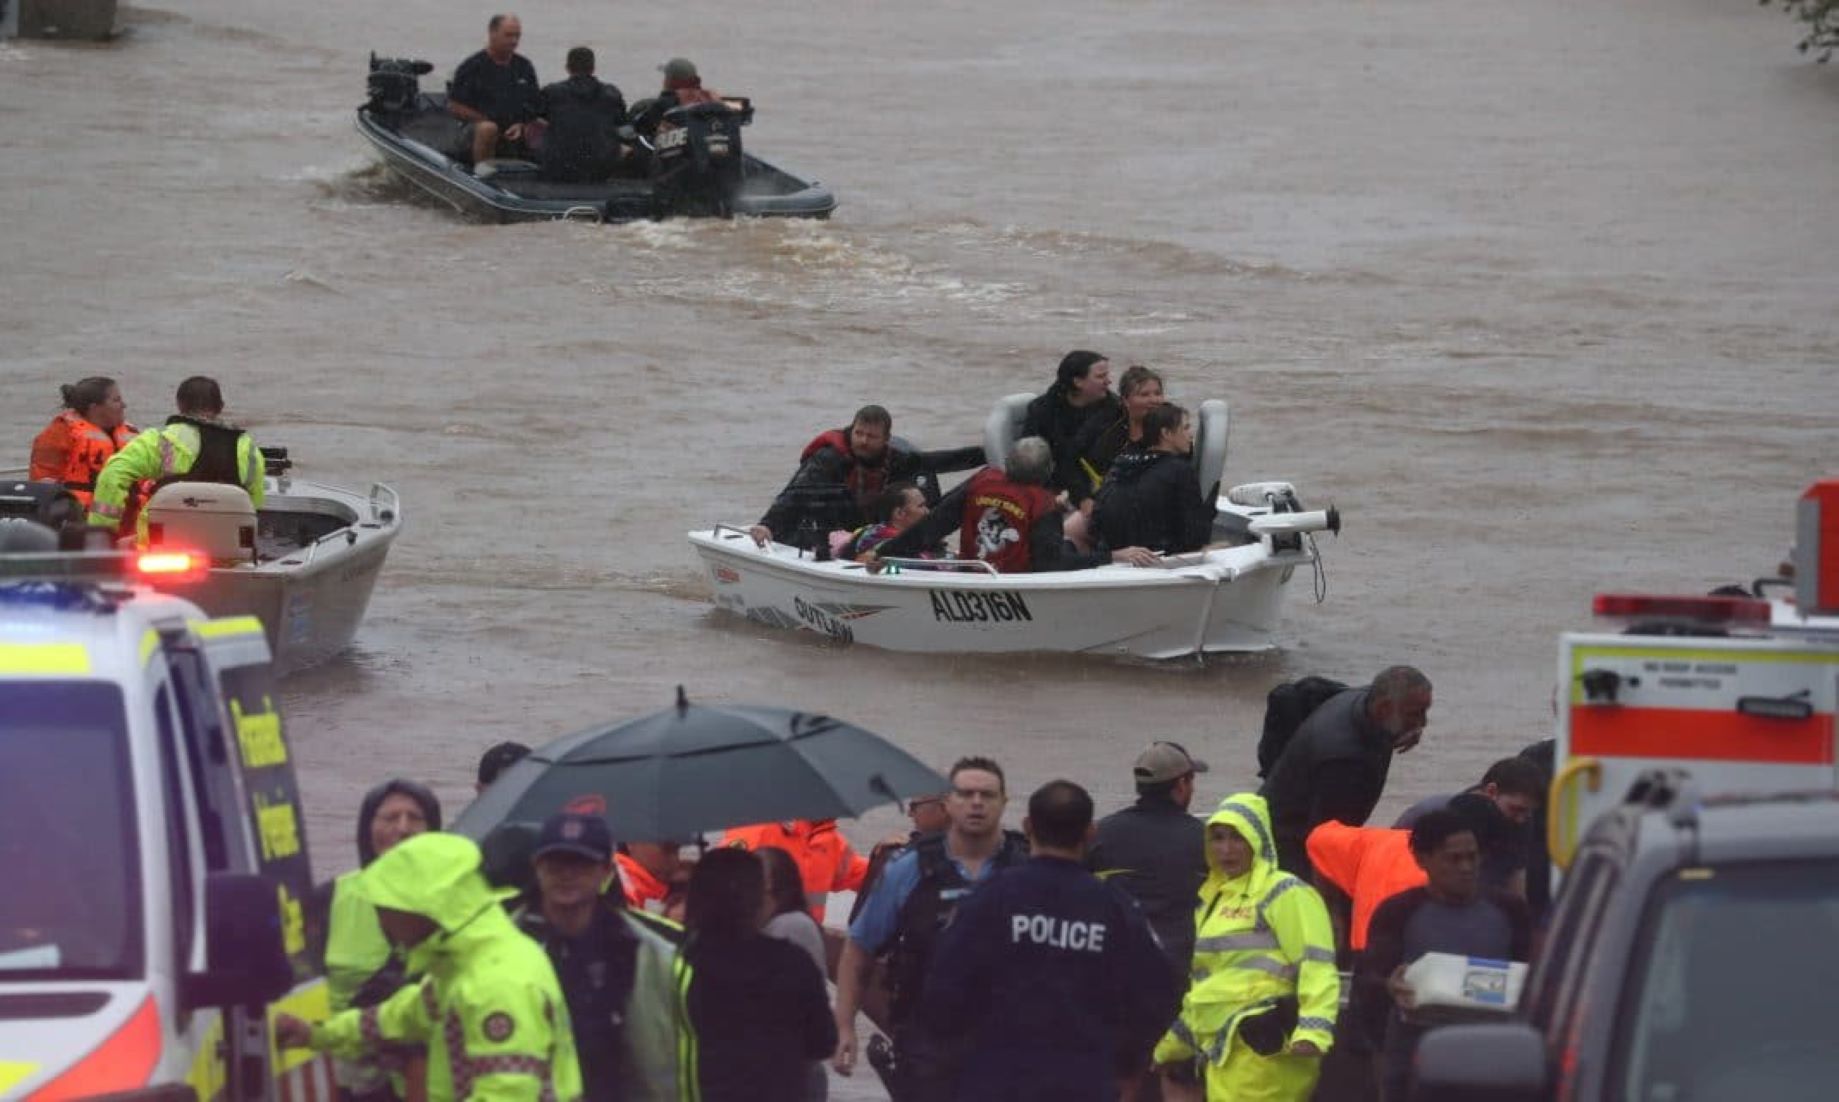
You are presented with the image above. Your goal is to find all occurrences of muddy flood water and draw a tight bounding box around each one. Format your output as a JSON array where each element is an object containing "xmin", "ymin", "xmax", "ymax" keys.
[{"xmin": 4, "ymin": 2, "xmax": 1836, "ymax": 1089}]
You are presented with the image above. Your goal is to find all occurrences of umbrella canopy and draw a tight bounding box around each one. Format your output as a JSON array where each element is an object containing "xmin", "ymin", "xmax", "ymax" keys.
[{"xmin": 451, "ymin": 689, "xmax": 950, "ymax": 844}]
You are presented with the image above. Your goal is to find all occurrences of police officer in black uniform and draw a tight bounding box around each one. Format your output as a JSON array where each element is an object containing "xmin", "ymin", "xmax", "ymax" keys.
[
  {"xmin": 834, "ymin": 757, "xmax": 1028, "ymax": 1101},
  {"xmin": 920, "ymin": 780, "xmax": 1180, "ymax": 1102}
]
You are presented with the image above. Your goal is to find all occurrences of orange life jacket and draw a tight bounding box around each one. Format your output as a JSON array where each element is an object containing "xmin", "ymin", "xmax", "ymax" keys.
[
  {"xmin": 955, "ymin": 467, "xmax": 1057, "ymax": 573},
  {"xmin": 1304, "ymin": 822, "xmax": 1428, "ymax": 950},
  {"xmin": 720, "ymin": 819, "xmax": 870, "ymax": 924},
  {"xmin": 29, "ymin": 411, "xmax": 135, "ymax": 507}
]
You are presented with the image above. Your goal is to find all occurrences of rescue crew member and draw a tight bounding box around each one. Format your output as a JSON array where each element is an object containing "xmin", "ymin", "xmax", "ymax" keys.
[
  {"xmin": 833, "ymin": 757, "xmax": 1028, "ymax": 1100},
  {"xmin": 869, "ymin": 437, "xmax": 1158, "ymax": 572},
  {"xmin": 718, "ymin": 818, "xmax": 878, "ymax": 924},
  {"xmin": 538, "ymin": 47, "xmax": 627, "ymax": 183},
  {"xmin": 1091, "ymin": 403, "xmax": 1217, "ymax": 555},
  {"xmin": 28, "ymin": 376, "xmax": 136, "ymax": 509},
  {"xmin": 1089, "ymin": 742, "xmax": 1210, "ymax": 987},
  {"xmin": 1071, "ymin": 364, "xmax": 1164, "ymax": 494},
  {"xmin": 1259, "ymin": 666, "xmax": 1434, "ymax": 877},
  {"xmin": 514, "ymin": 812, "xmax": 695, "ymax": 1102},
  {"xmin": 449, "ymin": 13, "xmax": 542, "ymax": 167},
  {"xmin": 1358, "ymin": 808, "xmax": 1533, "ymax": 1102},
  {"xmin": 921, "ymin": 780, "xmax": 1180, "ymax": 1101},
  {"xmin": 278, "ymin": 832, "xmax": 584, "ymax": 1102},
  {"xmin": 749, "ymin": 405, "xmax": 984, "ymax": 552},
  {"xmin": 1152, "ymin": 794, "xmax": 1338, "ymax": 1102},
  {"xmin": 681, "ymin": 847, "xmax": 837, "ymax": 1102},
  {"xmin": 1019, "ymin": 350, "xmax": 1120, "ymax": 503},
  {"xmin": 613, "ymin": 837, "xmax": 691, "ymax": 917},
  {"xmin": 87, "ymin": 375, "xmax": 265, "ymax": 543},
  {"xmin": 321, "ymin": 780, "xmax": 443, "ymax": 1102}
]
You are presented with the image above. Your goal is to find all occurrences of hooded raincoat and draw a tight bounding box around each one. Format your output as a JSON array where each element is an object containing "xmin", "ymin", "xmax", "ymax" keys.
[
  {"xmin": 310, "ymin": 833, "xmax": 583, "ymax": 1102},
  {"xmin": 1153, "ymin": 794, "xmax": 1338, "ymax": 1101},
  {"xmin": 323, "ymin": 780, "xmax": 443, "ymax": 1097}
]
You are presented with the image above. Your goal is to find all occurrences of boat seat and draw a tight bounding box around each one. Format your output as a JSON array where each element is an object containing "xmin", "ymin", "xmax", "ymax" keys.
[
  {"xmin": 1192, "ymin": 398, "xmax": 1230, "ymax": 502},
  {"xmin": 144, "ymin": 483, "xmax": 257, "ymax": 564},
  {"xmin": 983, "ymin": 392, "xmax": 1036, "ymax": 468}
]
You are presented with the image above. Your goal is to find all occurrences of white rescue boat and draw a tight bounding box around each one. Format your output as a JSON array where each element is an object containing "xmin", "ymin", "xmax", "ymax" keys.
[{"xmin": 689, "ymin": 397, "xmax": 1337, "ymax": 659}]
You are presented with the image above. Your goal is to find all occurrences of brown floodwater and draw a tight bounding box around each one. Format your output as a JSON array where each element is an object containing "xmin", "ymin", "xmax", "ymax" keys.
[{"xmin": 4, "ymin": 3, "xmax": 1835, "ymax": 1064}]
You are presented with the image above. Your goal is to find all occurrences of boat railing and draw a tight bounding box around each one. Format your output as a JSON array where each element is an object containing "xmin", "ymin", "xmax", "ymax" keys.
[
  {"xmin": 868, "ymin": 556, "xmax": 999, "ymax": 575},
  {"xmin": 709, "ymin": 523, "xmax": 757, "ymax": 542}
]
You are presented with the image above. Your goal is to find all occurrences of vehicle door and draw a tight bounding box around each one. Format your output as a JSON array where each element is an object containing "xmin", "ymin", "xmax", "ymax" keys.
[{"xmin": 166, "ymin": 615, "xmax": 332, "ymax": 1100}]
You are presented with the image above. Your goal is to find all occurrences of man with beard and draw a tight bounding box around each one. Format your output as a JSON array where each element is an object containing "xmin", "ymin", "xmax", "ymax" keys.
[
  {"xmin": 749, "ymin": 405, "xmax": 984, "ymax": 552},
  {"xmin": 1260, "ymin": 666, "xmax": 1434, "ymax": 878}
]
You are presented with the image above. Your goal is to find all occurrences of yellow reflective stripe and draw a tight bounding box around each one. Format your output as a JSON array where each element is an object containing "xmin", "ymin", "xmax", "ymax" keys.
[
  {"xmin": 0, "ymin": 1064, "xmax": 40, "ymax": 1096},
  {"xmin": 0, "ymin": 642, "xmax": 91, "ymax": 675},
  {"xmin": 141, "ymin": 630, "xmax": 161, "ymax": 667},
  {"xmin": 192, "ymin": 616, "xmax": 265, "ymax": 640},
  {"xmin": 188, "ymin": 1012, "xmax": 226, "ymax": 1099},
  {"xmin": 674, "ymin": 955, "xmax": 700, "ymax": 1102}
]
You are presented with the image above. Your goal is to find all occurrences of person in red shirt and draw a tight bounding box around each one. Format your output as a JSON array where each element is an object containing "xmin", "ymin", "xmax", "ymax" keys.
[{"xmin": 720, "ymin": 819, "xmax": 874, "ymax": 924}]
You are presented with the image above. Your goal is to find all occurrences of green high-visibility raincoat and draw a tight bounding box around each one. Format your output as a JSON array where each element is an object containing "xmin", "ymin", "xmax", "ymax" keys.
[
  {"xmin": 1153, "ymin": 794, "xmax": 1338, "ymax": 1101},
  {"xmin": 309, "ymin": 833, "xmax": 583, "ymax": 1102},
  {"xmin": 86, "ymin": 418, "xmax": 264, "ymax": 540}
]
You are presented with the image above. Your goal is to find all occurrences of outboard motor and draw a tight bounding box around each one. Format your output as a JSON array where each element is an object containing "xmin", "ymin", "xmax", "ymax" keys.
[
  {"xmin": 648, "ymin": 98, "xmax": 752, "ymax": 217},
  {"xmin": 367, "ymin": 53, "xmax": 434, "ymax": 115}
]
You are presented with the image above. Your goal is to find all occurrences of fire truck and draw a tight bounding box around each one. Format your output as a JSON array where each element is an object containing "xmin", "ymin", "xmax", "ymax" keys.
[{"xmin": 1548, "ymin": 478, "xmax": 1839, "ymax": 869}]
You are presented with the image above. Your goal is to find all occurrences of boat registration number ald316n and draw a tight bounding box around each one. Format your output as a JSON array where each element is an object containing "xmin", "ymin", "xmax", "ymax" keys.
[{"xmin": 930, "ymin": 590, "xmax": 1033, "ymax": 624}]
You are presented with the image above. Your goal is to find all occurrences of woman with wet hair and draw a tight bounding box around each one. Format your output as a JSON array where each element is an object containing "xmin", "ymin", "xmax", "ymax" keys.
[
  {"xmin": 318, "ymin": 779, "xmax": 442, "ymax": 1102},
  {"xmin": 1073, "ymin": 364, "xmax": 1166, "ymax": 493},
  {"xmin": 29, "ymin": 376, "xmax": 136, "ymax": 508},
  {"xmin": 1019, "ymin": 350, "xmax": 1120, "ymax": 503},
  {"xmin": 683, "ymin": 847, "xmax": 837, "ymax": 1102}
]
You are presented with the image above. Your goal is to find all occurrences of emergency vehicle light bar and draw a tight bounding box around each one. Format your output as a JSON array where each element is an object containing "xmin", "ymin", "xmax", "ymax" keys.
[
  {"xmin": 1593, "ymin": 593, "xmax": 1772, "ymax": 625},
  {"xmin": 0, "ymin": 549, "xmax": 207, "ymax": 584}
]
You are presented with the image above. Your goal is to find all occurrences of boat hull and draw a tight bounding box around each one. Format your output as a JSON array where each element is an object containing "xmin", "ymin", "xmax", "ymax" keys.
[
  {"xmin": 688, "ymin": 529, "xmax": 1306, "ymax": 660},
  {"xmin": 152, "ymin": 478, "xmax": 401, "ymax": 675}
]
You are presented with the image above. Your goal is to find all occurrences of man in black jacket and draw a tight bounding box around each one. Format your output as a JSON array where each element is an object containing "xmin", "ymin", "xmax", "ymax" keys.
[
  {"xmin": 538, "ymin": 47, "xmax": 627, "ymax": 182},
  {"xmin": 1091, "ymin": 403, "xmax": 1217, "ymax": 555},
  {"xmin": 749, "ymin": 404, "xmax": 985, "ymax": 552},
  {"xmin": 1088, "ymin": 742, "xmax": 1209, "ymax": 986},
  {"xmin": 1260, "ymin": 666, "xmax": 1434, "ymax": 877},
  {"xmin": 1020, "ymin": 350, "xmax": 1120, "ymax": 503}
]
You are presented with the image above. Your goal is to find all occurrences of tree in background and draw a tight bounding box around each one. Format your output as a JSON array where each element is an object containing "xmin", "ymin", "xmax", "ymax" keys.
[{"xmin": 1764, "ymin": 0, "xmax": 1839, "ymax": 61}]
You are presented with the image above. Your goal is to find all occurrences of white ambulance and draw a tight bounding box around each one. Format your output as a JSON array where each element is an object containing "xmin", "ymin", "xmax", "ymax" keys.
[
  {"xmin": 0, "ymin": 541, "xmax": 334, "ymax": 1100},
  {"xmin": 1549, "ymin": 479, "xmax": 1839, "ymax": 867}
]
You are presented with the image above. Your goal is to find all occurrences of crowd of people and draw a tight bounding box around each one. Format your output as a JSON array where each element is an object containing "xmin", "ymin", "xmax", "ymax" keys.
[
  {"xmin": 442, "ymin": 12, "xmax": 722, "ymax": 181},
  {"xmin": 747, "ymin": 350, "xmax": 1224, "ymax": 573},
  {"xmin": 263, "ymin": 662, "xmax": 1560, "ymax": 1102}
]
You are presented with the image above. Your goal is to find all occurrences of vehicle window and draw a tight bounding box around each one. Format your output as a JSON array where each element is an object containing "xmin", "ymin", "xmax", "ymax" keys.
[
  {"xmin": 155, "ymin": 683, "xmax": 198, "ymax": 973},
  {"xmin": 1615, "ymin": 860, "xmax": 1839, "ymax": 1099},
  {"xmin": 0, "ymin": 682, "xmax": 142, "ymax": 980},
  {"xmin": 1525, "ymin": 851, "xmax": 1613, "ymax": 1028}
]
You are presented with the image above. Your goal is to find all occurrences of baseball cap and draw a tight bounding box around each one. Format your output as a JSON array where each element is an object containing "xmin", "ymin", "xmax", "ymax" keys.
[
  {"xmin": 1133, "ymin": 741, "xmax": 1210, "ymax": 784},
  {"xmin": 659, "ymin": 57, "xmax": 698, "ymax": 81},
  {"xmin": 533, "ymin": 811, "xmax": 613, "ymax": 863}
]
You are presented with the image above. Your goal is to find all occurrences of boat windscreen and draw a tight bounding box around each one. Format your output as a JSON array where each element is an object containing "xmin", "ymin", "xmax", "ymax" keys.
[{"xmin": 0, "ymin": 682, "xmax": 142, "ymax": 981}]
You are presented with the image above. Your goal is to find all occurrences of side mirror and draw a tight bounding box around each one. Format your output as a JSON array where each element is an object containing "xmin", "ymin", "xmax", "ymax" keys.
[
  {"xmin": 1412, "ymin": 1022, "xmax": 1550, "ymax": 1102},
  {"xmin": 182, "ymin": 873, "xmax": 294, "ymax": 1012}
]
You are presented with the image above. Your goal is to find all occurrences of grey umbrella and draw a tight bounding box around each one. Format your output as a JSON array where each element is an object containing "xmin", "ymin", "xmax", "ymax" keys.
[{"xmin": 451, "ymin": 688, "xmax": 950, "ymax": 843}]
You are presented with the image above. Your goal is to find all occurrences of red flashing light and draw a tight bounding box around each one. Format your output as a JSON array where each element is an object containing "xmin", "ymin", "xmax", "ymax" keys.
[
  {"xmin": 135, "ymin": 550, "xmax": 205, "ymax": 579},
  {"xmin": 1593, "ymin": 593, "xmax": 1771, "ymax": 624}
]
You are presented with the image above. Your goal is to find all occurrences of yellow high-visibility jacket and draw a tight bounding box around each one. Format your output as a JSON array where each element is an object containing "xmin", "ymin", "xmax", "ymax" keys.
[
  {"xmin": 1154, "ymin": 794, "xmax": 1338, "ymax": 1102},
  {"xmin": 310, "ymin": 834, "xmax": 583, "ymax": 1102},
  {"xmin": 87, "ymin": 418, "xmax": 264, "ymax": 540}
]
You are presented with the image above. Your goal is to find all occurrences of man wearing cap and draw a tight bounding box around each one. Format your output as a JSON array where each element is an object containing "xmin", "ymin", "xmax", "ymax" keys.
[
  {"xmin": 515, "ymin": 812, "xmax": 697, "ymax": 1102},
  {"xmin": 631, "ymin": 57, "xmax": 718, "ymax": 136},
  {"xmin": 1089, "ymin": 742, "xmax": 1210, "ymax": 986}
]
